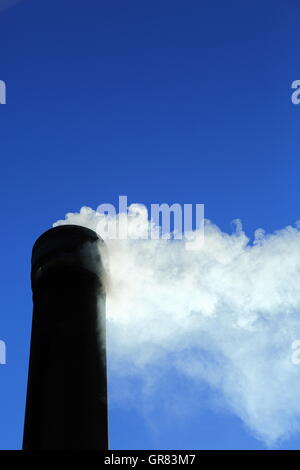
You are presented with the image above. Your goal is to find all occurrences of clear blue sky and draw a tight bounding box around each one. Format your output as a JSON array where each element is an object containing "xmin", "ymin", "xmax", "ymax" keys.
[{"xmin": 0, "ymin": 0, "xmax": 300, "ymax": 450}]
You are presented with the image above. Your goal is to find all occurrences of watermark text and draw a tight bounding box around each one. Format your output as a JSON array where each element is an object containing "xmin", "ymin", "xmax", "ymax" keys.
[
  {"xmin": 0, "ymin": 340, "xmax": 6, "ymax": 365},
  {"xmin": 0, "ymin": 80, "xmax": 6, "ymax": 104},
  {"xmin": 96, "ymin": 196, "xmax": 205, "ymax": 250}
]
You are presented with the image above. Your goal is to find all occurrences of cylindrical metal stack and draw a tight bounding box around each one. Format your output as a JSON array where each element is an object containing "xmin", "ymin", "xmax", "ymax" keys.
[{"xmin": 23, "ymin": 225, "xmax": 108, "ymax": 450}]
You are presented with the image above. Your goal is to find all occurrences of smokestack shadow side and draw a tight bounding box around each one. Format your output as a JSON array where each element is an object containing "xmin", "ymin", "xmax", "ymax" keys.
[{"xmin": 23, "ymin": 225, "xmax": 108, "ymax": 450}]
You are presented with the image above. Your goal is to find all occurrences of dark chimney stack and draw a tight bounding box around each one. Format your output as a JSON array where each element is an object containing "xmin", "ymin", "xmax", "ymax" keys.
[{"xmin": 23, "ymin": 225, "xmax": 108, "ymax": 450}]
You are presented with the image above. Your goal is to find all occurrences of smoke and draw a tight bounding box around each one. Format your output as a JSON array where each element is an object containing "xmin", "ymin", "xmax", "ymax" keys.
[{"xmin": 54, "ymin": 206, "xmax": 300, "ymax": 447}]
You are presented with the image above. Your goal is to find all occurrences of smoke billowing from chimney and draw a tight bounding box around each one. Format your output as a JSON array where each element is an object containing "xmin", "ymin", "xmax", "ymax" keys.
[{"xmin": 54, "ymin": 206, "xmax": 300, "ymax": 446}]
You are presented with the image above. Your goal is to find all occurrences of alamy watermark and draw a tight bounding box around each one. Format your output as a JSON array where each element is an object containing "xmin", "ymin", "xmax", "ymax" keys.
[
  {"xmin": 0, "ymin": 80, "xmax": 6, "ymax": 104},
  {"xmin": 96, "ymin": 196, "xmax": 204, "ymax": 250},
  {"xmin": 291, "ymin": 340, "xmax": 300, "ymax": 364},
  {"xmin": 291, "ymin": 80, "xmax": 300, "ymax": 105},
  {"xmin": 0, "ymin": 340, "xmax": 6, "ymax": 365}
]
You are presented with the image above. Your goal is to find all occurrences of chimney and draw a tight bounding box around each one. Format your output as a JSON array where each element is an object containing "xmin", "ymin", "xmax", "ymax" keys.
[{"xmin": 23, "ymin": 225, "xmax": 108, "ymax": 450}]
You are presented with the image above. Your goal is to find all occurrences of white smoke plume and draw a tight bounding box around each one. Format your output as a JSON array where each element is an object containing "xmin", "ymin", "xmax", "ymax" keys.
[{"xmin": 54, "ymin": 206, "xmax": 300, "ymax": 447}]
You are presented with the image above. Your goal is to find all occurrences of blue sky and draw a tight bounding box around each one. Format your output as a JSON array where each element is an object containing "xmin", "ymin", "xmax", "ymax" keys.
[{"xmin": 1, "ymin": 0, "xmax": 300, "ymax": 450}]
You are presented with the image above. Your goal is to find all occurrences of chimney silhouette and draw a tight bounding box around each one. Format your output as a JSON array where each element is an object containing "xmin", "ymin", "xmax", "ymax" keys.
[{"xmin": 23, "ymin": 225, "xmax": 108, "ymax": 450}]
